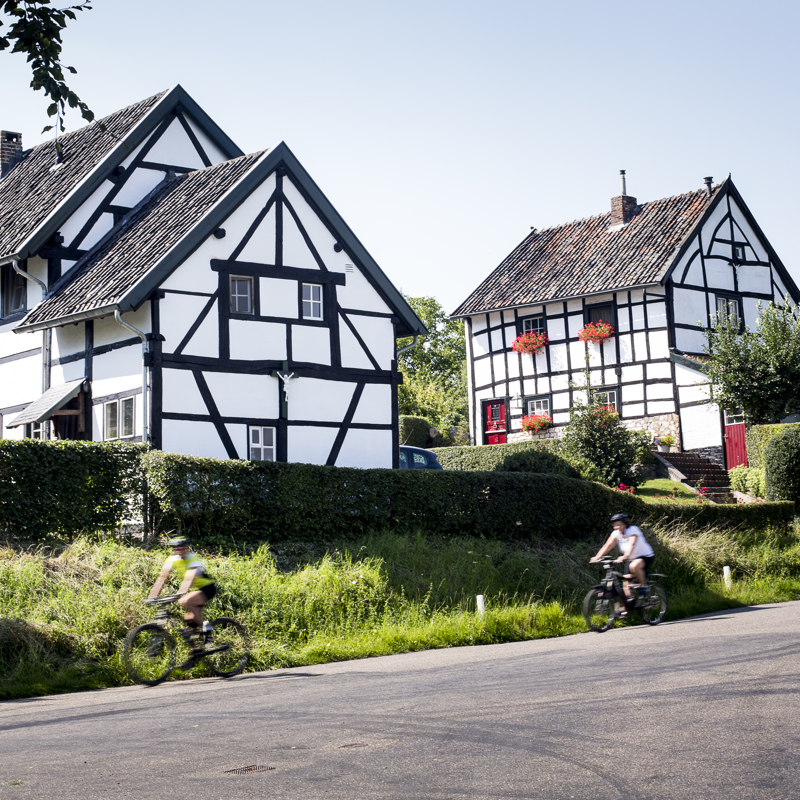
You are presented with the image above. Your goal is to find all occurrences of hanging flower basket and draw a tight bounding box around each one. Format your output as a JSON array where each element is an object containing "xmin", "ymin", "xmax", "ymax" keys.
[
  {"xmin": 521, "ymin": 414, "xmax": 553, "ymax": 434},
  {"xmin": 578, "ymin": 321, "xmax": 615, "ymax": 344},
  {"xmin": 511, "ymin": 331, "xmax": 549, "ymax": 354}
]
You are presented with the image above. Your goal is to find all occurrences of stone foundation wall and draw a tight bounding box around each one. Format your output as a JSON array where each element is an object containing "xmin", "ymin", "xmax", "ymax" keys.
[
  {"xmin": 507, "ymin": 427, "xmax": 562, "ymax": 444},
  {"xmin": 687, "ymin": 445, "xmax": 725, "ymax": 469},
  {"xmin": 619, "ymin": 413, "xmax": 680, "ymax": 445}
]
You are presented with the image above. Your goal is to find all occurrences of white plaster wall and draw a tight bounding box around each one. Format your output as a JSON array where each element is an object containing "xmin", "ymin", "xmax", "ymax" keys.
[
  {"xmin": 121, "ymin": 130, "xmax": 155, "ymax": 168},
  {"xmin": 0, "ymin": 356, "xmax": 39, "ymax": 408},
  {"xmin": 633, "ymin": 332, "xmax": 648, "ymax": 362},
  {"xmin": 489, "ymin": 312, "xmax": 501, "ymax": 327},
  {"xmin": 648, "ymin": 330, "xmax": 669, "ymax": 359},
  {"xmin": 80, "ymin": 214, "xmax": 115, "ymax": 252},
  {"xmin": 646, "ymin": 383, "xmax": 673, "ymax": 401},
  {"xmin": 672, "ymin": 287, "xmax": 707, "ymax": 327},
  {"xmin": 51, "ymin": 358, "xmax": 86, "ymax": 385},
  {"xmin": 260, "ymin": 278, "xmax": 298, "ymax": 318},
  {"xmin": 679, "ymin": 384, "xmax": 711, "ymax": 404},
  {"xmin": 546, "ymin": 303, "xmax": 563, "ymax": 316},
  {"xmin": 291, "ymin": 378, "xmax": 355, "ymax": 422},
  {"xmin": 630, "ymin": 289, "xmax": 644, "ymax": 304},
  {"xmin": 162, "ymin": 419, "xmax": 229, "ymax": 459},
  {"xmin": 145, "ymin": 118, "xmax": 207, "ymax": 169},
  {"xmin": 287, "ymin": 425, "xmax": 339, "ymax": 465},
  {"xmin": 567, "ymin": 299, "xmax": 582, "ymax": 312},
  {"xmin": 349, "ymin": 316, "xmax": 394, "ymax": 370},
  {"xmin": 685, "ymin": 255, "xmax": 704, "ymax": 285},
  {"xmin": 742, "ymin": 297, "xmax": 762, "ymax": 328},
  {"xmin": 230, "ymin": 320, "xmax": 287, "ymax": 361},
  {"xmin": 646, "ymin": 302, "xmax": 667, "ymax": 328},
  {"xmin": 567, "ymin": 314, "xmax": 583, "ymax": 338},
  {"xmin": 474, "ymin": 358, "xmax": 491, "ymax": 387},
  {"xmin": 224, "ymin": 423, "xmax": 248, "ymax": 459},
  {"xmin": 472, "ymin": 332, "xmax": 489, "ymax": 357},
  {"xmin": 91, "ymin": 403, "xmax": 103, "ymax": 442},
  {"xmin": 631, "ymin": 304, "xmax": 645, "ymax": 330},
  {"xmin": 160, "ymin": 294, "xmax": 212, "ymax": 354},
  {"xmin": 0, "ymin": 324, "xmax": 40, "ymax": 358},
  {"xmin": 621, "ymin": 364, "xmax": 643, "ymax": 382},
  {"xmin": 705, "ymin": 260, "xmax": 735, "ymax": 291},
  {"xmin": 700, "ymin": 201, "xmax": 729, "ymax": 250},
  {"xmin": 551, "ymin": 373, "xmax": 569, "ymax": 391},
  {"xmin": 335, "ymin": 269, "xmax": 392, "ymax": 315},
  {"xmin": 184, "ymin": 116, "xmax": 229, "ymax": 165},
  {"xmin": 537, "ymin": 376, "xmax": 551, "ymax": 394},
  {"xmin": 617, "ymin": 307, "xmax": 631, "ymax": 334},
  {"xmin": 518, "ymin": 352, "xmax": 533, "ymax": 378},
  {"xmin": 647, "ymin": 400, "xmax": 675, "ymax": 414},
  {"xmin": 340, "ymin": 317, "xmax": 374, "ymax": 370},
  {"xmin": 336, "ymin": 429, "xmax": 393, "ymax": 468},
  {"xmin": 647, "ymin": 362, "xmax": 672, "ymax": 380},
  {"xmin": 737, "ymin": 265, "xmax": 771, "ymax": 294},
  {"xmin": 602, "ymin": 337, "xmax": 616, "ymax": 364},
  {"xmin": 681, "ymin": 403, "xmax": 723, "ymax": 449},
  {"xmin": 674, "ymin": 327, "xmax": 706, "ymax": 354},
  {"xmin": 238, "ymin": 204, "xmax": 277, "ymax": 265},
  {"xmin": 547, "ymin": 318, "xmax": 565, "ymax": 340},
  {"xmin": 162, "ymin": 368, "xmax": 208, "ymax": 415},
  {"xmin": 292, "ymin": 324, "xmax": 331, "ymax": 365},
  {"xmin": 205, "ymin": 371, "xmax": 279, "ymax": 419},
  {"xmin": 490, "ymin": 328, "xmax": 503, "ymax": 352},
  {"xmin": 493, "ymin": 354, "xmax": 507, "ymax": 383},
  {"xmin": 94, "ymin": 306, "xmax": 151, "ymax": 346},
  {"xmin": 90, "ymin": 346, "xmax": 141, "ymax": 398},
  {"xmin": 282, "ymin": 209, "xmax": 319, "ymax": 271},
  {"xmin": 182, "ymin": 310, "xmax": 218, "ymax": 359},
  {"xmin": 674, "ymin": 363, "xmax": 708, "ymax": 386},
  {"xmin": 619, "ymin": 334, "xmax": 633, "ymax": 362},
  {"xmin": 58, "ymin": 180, "xmax": 115, "ymax": 247},
  {"xmin": 507, "ymin": 354, "xmax": 520, "ymax": 380},
  {"xmin": 472, "ymin": 315, "xmax": 487, "ymax": 333},
  {"xmin": 730, "ymin": 200, "xmax": 769, "ymax": 262},
  {"xmin": 568, "ymin": 341, "xmax": 583, "ymax": 369},
  {"xmin": 114, "ymin": 167, "xmax": 166, "ymax": 208},
  {"xmin": 352, "ymin": 383, "xmax": 392, "ymax": 425},
  {"xmin": 625, "ymin": 383, "xmax": 644, "ymax": 402},
  {"xmin": 52, "ymin": 323, "xmax": 85, "ymax": 359}
]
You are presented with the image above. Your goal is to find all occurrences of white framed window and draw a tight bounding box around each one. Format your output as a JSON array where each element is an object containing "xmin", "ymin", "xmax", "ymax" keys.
[
  {"xmin": 2, "ymin": 264, "xmax": 26, "ymax": 317},
  {"xmin": 26, "ymin": 421, "xmax": 44, "ymax": 439},
  {"xmin": 104, "ymin": 397, "xmax": 135, "ymax": 440},
  {"xmin": 522, "ymin": 316, "xmax": 546, "ymax": 336},
  {"xmin": 230, "ymin": 275, "xmax": 254, "ymax": 314},
  {"xmin": 249, "ymin": 426, "xmax": 276, "ymax": 461},
  {"xmin": 524, "ymin": 396, "xmax": 551, "ymax": 416},
  {"xmin": 593, "ymin": 388, "xmax": 619, "ymax": 412},
  {"xmin": 302, "ymin": 283, "xmax": 323, "ymax": 320},
  {"xmin": 724, "ymin": 408, "xmax": 745, "ymax": 426},
  {"xmin": 716, "ymin": 295, "xmax": 740, "ymax": 325}
]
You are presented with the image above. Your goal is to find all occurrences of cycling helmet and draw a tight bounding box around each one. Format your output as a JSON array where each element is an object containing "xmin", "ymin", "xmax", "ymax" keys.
[
  {"xmin": 168, "ymin": 537, "xmax": 191, "ymax": 548},
  {"xmin": 610, "ymin": 513, "xmax": 631, "ymax": 522}
]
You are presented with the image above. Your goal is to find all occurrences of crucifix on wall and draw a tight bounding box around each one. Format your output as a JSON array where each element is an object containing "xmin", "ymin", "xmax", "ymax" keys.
[{"xmin": 270, "ymin": 361, "xmax": 296, "ymax": 419}]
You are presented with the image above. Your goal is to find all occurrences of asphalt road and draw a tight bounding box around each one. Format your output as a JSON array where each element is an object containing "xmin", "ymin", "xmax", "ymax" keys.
[{"xmin": 1, "ymin": 602, "xmax": 799, "ymax": 800}]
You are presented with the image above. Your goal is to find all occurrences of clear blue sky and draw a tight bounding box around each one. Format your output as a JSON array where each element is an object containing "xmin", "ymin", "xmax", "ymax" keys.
[{"xmin": 3, "ymin": 0, "xmax": 799, "ymax": 314}]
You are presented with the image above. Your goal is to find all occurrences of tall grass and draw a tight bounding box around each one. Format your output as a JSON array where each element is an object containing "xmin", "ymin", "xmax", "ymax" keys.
[{"xmin": 1, "ymin": 519, "xmax": 799, "ymax": 700}]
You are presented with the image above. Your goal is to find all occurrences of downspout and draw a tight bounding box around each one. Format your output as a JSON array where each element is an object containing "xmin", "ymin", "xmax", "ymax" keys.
[
  {"xmin": 13, "ymin": 260, "xmax": 51, "ymax": 435},
  {"xmin": 396, "ymin": 334, "xmax": 421, "ymax": 359},
  {"xmin": 114, "ymin": 309, "xmax": 149, "ymax": 444}
]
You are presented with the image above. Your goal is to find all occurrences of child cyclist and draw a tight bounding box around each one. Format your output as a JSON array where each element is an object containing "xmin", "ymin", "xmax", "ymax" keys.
[
  {"xmin": 590, "ymin": 513, "xmax": 655, "ymax": 608},
  {"xmin": 148, "ymin": 537, "xmax": 216, "ymax": 651}
]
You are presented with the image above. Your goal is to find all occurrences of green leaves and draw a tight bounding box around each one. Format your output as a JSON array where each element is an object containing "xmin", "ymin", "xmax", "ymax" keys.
[{"xmin": 1, "ymin": 1, "xmax": 95, "ymax": 134}]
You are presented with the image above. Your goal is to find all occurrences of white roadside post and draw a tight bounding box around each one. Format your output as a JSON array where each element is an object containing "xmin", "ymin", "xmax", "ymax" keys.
[
  {"xmin": 476, "ymin": 595, "xmax": 485, "ymax": 616},
  {"xmin": 723, "ymin": 566, "xmax": 733, "ymax": 590}
]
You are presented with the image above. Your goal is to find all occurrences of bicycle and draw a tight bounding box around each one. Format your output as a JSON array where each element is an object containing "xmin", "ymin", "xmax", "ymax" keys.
[
  {"xmin": 123, "ymin": 595, "xmax": 250, "ymax": 685},
  {"xmin": 582, "ymin": 557, "xmax": 667, "ymax": 632}
]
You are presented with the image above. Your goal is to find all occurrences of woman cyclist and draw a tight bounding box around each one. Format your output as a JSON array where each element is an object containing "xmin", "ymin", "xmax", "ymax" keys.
[
  {"xmin": 590, "ymin": 513, "xmax": 655, "ymax": 608},
  {"xmin": 148, "ymin": 538, "xmax": 216, "ymax": 651}
]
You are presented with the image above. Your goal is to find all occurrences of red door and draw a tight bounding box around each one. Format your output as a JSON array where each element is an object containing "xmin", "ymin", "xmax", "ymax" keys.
[
  {"xmin": 724, "ymin": 409, "xmax": 748, "ymax": 468},
  {"xmin": 483, "ymin": 400, "xmax": 507, "ymax": 445}
]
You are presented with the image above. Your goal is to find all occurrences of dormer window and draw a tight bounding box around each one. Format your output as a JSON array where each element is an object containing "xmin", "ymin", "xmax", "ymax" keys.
[
  {"xmin": 230, "ymin": 275, "xmax": 254, "ymax": 314},
  {"xmin": 1, "ymin": 264, "xmax": 27, "ymax": 317},
  {"xmin": 302, "ymin": 283, "xmax": 323, "ymax": 320}
]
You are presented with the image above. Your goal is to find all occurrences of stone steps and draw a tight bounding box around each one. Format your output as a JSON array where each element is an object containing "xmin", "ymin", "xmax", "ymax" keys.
[{"xmin": 656, "ymin": 451, "xmax": 732, "ymax": 502}]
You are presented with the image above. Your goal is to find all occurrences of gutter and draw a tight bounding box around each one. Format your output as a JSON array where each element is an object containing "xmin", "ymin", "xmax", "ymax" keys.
[{"xmin": 114, "ymin": 309, "xmax": 149, "ymax": 444}]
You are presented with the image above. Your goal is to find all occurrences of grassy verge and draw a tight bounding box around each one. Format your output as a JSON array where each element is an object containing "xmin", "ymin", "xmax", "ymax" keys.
[
  {"xmin": 637, "ymin": 478, "xmax": 702, "ymax": 503},
  {"xmin": 2, "ymin": 520, "xmax": 800, "ymax": 700}
]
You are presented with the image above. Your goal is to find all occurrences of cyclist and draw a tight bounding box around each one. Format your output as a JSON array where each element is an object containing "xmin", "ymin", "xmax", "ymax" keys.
[
  {"xmin": 590, "ymin": 513, "xmax": 655, "ymax": 608},
  {"xmin": 148, "ymin": 538, "xmax": 217, "ymax": 651}
]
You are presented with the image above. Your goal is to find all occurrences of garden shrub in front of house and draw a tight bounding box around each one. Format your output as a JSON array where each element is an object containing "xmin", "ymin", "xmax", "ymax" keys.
[
  {"xmin": 764, "ymin": 425, "xmax": 800, "ymax": 503},
  {"xmin": 399, "ymin": 415, "xmax": 434, "ymax": 448},
  {"xmin": 432, "ymin": 439, "xmax": 562, "ymax": 471},
  {"xmin": 747, "ymin": 423, "xmax": 800, "ymax": 468}
]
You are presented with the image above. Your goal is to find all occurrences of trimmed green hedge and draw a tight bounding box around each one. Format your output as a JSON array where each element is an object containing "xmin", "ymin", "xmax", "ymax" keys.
[
  {"xmin": 747, "ymin": 423, "xmax": 800, "ymax": 468},
  {"xmin": 399, "ymin": 415, "xmax": 433, "ymax": 448},
  {"xmin": 432, "ymin": 440, "xmax": 562, "ymax": 471},
  {"xmin": 0, "ymin": 439, "xmax": 147, "ymax": 540},
  {"xmin": 765, "ymin": 426, "xmax": 800, "ymax": 503}
]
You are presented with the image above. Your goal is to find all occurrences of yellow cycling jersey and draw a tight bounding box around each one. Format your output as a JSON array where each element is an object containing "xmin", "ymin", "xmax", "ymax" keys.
[{"xmin": 163, "ymin": 553, "xmax": 213, "ymax": 590}]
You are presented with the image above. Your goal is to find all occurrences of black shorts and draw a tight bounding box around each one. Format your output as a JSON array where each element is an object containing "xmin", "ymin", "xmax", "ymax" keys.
[
  {"xmin": 196, "ymin": 583, "xmax": 217, "ymax": 602},
  {"xmin": 630, "ymin": 555, "xmax": 655, "ymax": 575}
]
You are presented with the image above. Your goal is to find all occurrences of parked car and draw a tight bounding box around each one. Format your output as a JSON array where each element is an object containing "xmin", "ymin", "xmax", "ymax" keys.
[{"xmin": 398, "ymin": 446, "xmax": 444, "ymax": 470}]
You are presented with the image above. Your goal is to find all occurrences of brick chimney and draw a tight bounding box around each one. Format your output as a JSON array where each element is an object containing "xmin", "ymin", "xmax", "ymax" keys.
[
  {"xmin": 610, "ymin": 169, "xmax": 637, "ymax": 226},
  {"xmin": 1, "ymin": 131, "xmax": 23, "ymax": 178}
]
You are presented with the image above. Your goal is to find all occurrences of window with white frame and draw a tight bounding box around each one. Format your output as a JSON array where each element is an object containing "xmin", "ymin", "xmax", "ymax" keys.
[
  {"xmin": 524, "ymin": 395, "xmax": 551, "ymax": 416},
  {"xmin": 26, "ymin": 421, "xmax": 44, "ymax": 439},
  {"xmin": 302, "ymin": 283, "xmax": 323, "ymax": 320},
  {"xmin": 593, "ymin": 388, "xmax": 619, "ymax": 412},
  {"xmin": 521, "ymin": 316, "xmax": 546, "ymax": 336},
  {"xmin": 715, "ymin": 295, "xmax": 740, "ymax": 325},
  {"xmin": 105, "ymin": 396, "xmax": 135, "ymax": 440},
  {"xmin": 1, "ymin": 264, "xmax": 26, "ymax": 317},
  {"xmin": 249, "ymin": 426, "xmax": 276, "ymax": 461},
  {"xmin": 230, "ymin": 275, "xmax": 254, "ymax": 314}
]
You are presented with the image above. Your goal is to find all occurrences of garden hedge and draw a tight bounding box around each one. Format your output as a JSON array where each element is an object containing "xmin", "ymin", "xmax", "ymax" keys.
[
  {"xmin": 747, "ymin": 423, "xmax": 800, "ymax": 468},
  {"xmin": 764, "ymin": 426, "xmax": 800, "ymax": 503},
  {"xmin": 432, "ymin": 440, "xmax": 562, "ymax": 471},
  {"xmin": 399, "ymin": 415, "xmax": 433, "ymax": 448},
  {"xmin": 0, "ymin": 439, "xmax": 147, "ymax": 540}
]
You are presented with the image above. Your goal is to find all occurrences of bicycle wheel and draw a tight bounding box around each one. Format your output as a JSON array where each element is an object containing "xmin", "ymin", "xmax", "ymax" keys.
[
  {"xmin": 123, "ymin": 623, "xmax": 176, "ymax": 685},
  {"xmin": 582, "ymin": 589, "xmax": 618, "ymax": 633},
  {"xmin": 640, "ymin": 583, "xmax": 667, "ymax": 625},
  {"xmin": 205, "ymin": 617, "xmax": 250, "ymax": 678}
]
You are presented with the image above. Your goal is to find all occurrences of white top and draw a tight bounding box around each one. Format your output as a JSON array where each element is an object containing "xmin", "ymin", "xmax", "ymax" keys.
[{"xmin": 611, "ymin": 525, "xmax": 654, "ymax": 559}]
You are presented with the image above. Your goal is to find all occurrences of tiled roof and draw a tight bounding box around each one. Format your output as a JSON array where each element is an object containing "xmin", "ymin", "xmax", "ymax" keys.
[
  {"xmin": 451, "ymin": 187, "xmax": 716, "ymax": 317},
  {"xmin": 20, "ymin": 151, "xmax": 266, "ymax": 328},
  {"xmin": 0, "ymin": 91, "xmax": 166, "ymax": 259}
]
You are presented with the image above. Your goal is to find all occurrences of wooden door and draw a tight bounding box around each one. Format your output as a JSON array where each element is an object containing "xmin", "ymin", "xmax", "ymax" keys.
[
  {"xmin": 723, "ymin": 409, "xmax": 747, "ymax": 468},
  {"xmin": 483, "ymin": 400, "xmax": 507, "ymax": 445}
]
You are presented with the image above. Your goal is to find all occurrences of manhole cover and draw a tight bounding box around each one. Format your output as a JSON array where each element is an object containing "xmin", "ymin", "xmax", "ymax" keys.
[{"xmin": 223, "ymin": 765, "xmax": 275, "ymax": 775}]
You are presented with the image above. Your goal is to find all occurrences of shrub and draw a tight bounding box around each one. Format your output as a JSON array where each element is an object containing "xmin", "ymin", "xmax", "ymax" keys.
[
  {"xmin": 561, "ymin": 402, "xmax": 638, "ymax": 487},
  {"xmin": 629, "ymin": 430, "xmax": 655, "ymax": 465},
  {"xmin": 747, "ymin": 423, "xmax": 800, "ymax": 468},
  {"xmin": 765, "ymin": 426, "xmax": 800, "ymax": 502},
  {"xmin": 748, "ymin": 468, "xmax": 766, "ymax": 498},
  {"xmin": 399, "ymin": 415, "xmax": 433, "ymax": 448},
  {"xmin": 729, "ymin": 466, "xmax": 749, "ymax": 493},
  {"xmin": 494, "ymin": 449, "xmax": 579, "ymax": 479},
  {"xmin": 432, "ymin": 440, "xmax": 562, "ymax": 471}
]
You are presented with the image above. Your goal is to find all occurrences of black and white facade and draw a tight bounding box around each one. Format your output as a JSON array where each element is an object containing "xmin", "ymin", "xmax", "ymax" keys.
[
  {"xmin": 452, "ymin": 178, "xmax": 800, "ymax": 466},
  {"xmin": 0, "ymin": 87, "xmax": 425, "ymax": 468}
]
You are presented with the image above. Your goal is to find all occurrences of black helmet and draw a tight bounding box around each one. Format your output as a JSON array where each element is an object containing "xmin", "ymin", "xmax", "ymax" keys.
[
  {"xmin": 168, "ymin": 537, "xmax": 191, "ymax": 548},
  {"xmin": 610, "ymin": 513, "xmax": 631, "ymax": 522}
]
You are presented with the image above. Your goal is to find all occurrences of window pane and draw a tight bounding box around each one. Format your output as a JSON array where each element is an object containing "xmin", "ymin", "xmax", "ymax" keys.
[
  {"xmin": 523, "ymin": 317, "xmax": 545, "ymax": 335},
  {"xmin": 251, "ymin": 427, "xmax": 260, "ymax": 445},
  {"xmin": 251, "ymin": 446, "xmax": 262, "ymax": 461},
  {"xmin": 399, "ymin": 450, "xmax": 409, "ymax": 468},
  {"xmin": 302, "ymin": 283, "xmax": 322, "ymax": 319},
  {"xmin": 250, "ymin": 426, "xmax": 276, "ymax": 461},
  {"xmin": 412, "ymin": 452, "xmax": 428, "ymax": 468},
  {"xmin": 230, "ymin": 277, "xmax": 252, "ymax": 314},
  {"xmin": 105, "ymin": 402, "xmax": 118, "ymax": 440},
  {"xmin": 302, "ymin": 284, "xmax": 311, "ymax": 301},
  {"xmin": 263, "ymin": 427, "xmax": 274, "ymax": 446},
  {"xmin": 121, "ymin": 397, "xmax": 135, "ymax": 437}
]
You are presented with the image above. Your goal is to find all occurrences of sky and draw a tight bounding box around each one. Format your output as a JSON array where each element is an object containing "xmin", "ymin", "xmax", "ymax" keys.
[{"xmin": 3, "ymin": 0, "xmax": 799, "ymax": 314}]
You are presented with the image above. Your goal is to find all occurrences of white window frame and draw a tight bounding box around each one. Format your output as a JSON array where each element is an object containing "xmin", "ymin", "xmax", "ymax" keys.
[
  {"xmin": 593, "ymin": 388, "xmax": 620, "ymax": 413},
  {"xmin": 302, "ymin": 283, "xmax": 323, "ymax": 320},
  {"xmin": 521, "ymin": 316, "xmax": 546, "ymax": 336},
  {"xmin": 249, "ymin": 426, "xmax": 276, "ymax": 461},
  {"xmin": 104, "ymin": 396, "xmax": 135, "ymax": 441},
  {"xmin": 230, "ymin": 275, "xmax": 254, "ymax": 315},
  {"xmin": 524, "ymin": 396, "xmax": 551, "ymax": 416},
  {"xmin": 716, "ymin": 295, "xmax": 740, "ymax": 325},
  {"xmin": 26, "ymin": 421, "xmax": 44, "ymax": 440}
]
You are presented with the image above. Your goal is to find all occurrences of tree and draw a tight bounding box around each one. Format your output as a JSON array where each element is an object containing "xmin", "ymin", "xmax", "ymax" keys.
[
  {"xmin": 1, "ymin": 0, "xmax": 95, "ymax": 134},
  {"xmin": 397, "ymin": 296, "xmax": 468, "ymax": 433},
  {"xmin": 703, "ymin": 301, "xmax": 800, "ymax": 424}
]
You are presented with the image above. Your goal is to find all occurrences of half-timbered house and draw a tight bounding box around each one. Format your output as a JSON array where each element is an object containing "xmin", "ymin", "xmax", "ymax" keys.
[
  {"xmin": 0, "ymin": 87, "xmax": 426, "ymax": 468},
  {"xmin": 452, "ymin": 174, "xmax": 800, "ymax": 468}
]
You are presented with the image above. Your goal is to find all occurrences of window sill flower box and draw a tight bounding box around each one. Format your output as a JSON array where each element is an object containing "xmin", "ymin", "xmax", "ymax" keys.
[
  {"xmin": 511, "ymin": 331, "xmax": 549, "ymax": 354},
  {"xmin": 578, "ymin": 321, "xmax": 614, "ymax": 344},
  {"xmin": 521, "ymin": 414, "xmax": 553, "ymax": 434}
]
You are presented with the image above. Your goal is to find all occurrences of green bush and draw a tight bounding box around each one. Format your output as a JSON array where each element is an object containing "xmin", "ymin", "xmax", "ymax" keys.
[
  {"xmin": 629, "ymin": 430, "xmax": 655, "ymax": 465},
  {"xmin": 748, "ymin": 468, "xmax": 766, "ymax": 498},
  {"xmin": 765, "ymin": 426, "xmax": 800, "ymax": 502},
  {"xmin": 729, "ymin": 466, "xmax": 767, "ymax": 498},
  {"xmin": 747, "ymin": 423, "xmax": 800, "ymax": 468},
  {"xmin": 495, "ymin": 449, "xmax": 579, "ymax": 479},
  {"xmin": 432, "ymin": 439, "xmax": 562, "ymax": 471},
  {"xmin": 399, "ymin": 415, "xmax": 433, "ymax": 448},
  {"xmin": 0, "ymin": 439, "xmax": 147, "ymax": 540},
  {"xmin": 729, "ymin": 466, "xmax": 749, "ymax": 493}
]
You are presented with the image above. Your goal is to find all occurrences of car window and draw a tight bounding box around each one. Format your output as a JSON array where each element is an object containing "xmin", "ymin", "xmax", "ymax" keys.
[
  {"xmin": 399, "ymin": 449, "xmax": 409, "ymax": 469},
  {"xmin": 412, "ymin": 452, "xmax": 428, "ymax": 469}
]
